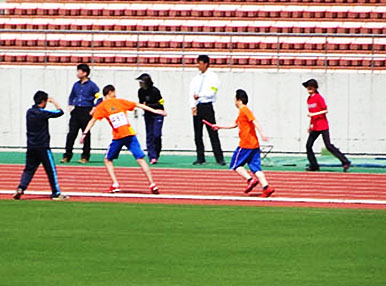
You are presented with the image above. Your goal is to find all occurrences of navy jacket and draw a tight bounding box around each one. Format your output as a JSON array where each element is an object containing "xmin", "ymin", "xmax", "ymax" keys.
[
  {"xmin": 68, "ymin": 79, "xmax": 101, "ymax": 107},
  {"xmin": 26, "ymin": 105, "xmax": 64, "ymax": 148}
]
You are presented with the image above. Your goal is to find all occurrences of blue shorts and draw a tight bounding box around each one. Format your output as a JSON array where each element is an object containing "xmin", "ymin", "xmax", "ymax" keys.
[
  {"xmin": 229, "ymin": 147, "xmax": 262, "ymax": 173},
  {"xmin": 105, "ymin": 135, "xmax": 145, "ymax": 161}
]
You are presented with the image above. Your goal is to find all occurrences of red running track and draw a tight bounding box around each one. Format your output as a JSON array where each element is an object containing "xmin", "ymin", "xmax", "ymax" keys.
[{"xmin": 1, "ymin": 164, "xmax": 386, "ymax": 209}]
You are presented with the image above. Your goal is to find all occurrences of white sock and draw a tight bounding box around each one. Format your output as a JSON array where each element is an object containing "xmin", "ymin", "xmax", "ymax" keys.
[
  {"xmin": 255, "ymin": 171, "xmax": 268, "ymax": 188},
  {"xmin": 112, "ymin": 183, "xmax": 119, "ymax": 188}
]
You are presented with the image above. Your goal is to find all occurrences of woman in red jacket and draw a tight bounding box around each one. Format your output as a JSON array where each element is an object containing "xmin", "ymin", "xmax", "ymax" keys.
[{"xmin": 303, "ymin": 79, "xmax": 351, "ymax": 172}]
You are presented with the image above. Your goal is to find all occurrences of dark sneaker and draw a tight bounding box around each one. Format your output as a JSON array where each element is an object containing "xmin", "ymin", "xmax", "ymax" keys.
[
  {"xmin": 217, "ymin": 160, "xmax": 226, "ymax": 166},
  {"xmin": 193, "ymin": 160, "xmax": 206, "ymax": 165},
  {"xmin": 245, "ymin": 178, "xmax": 259, "ymax": 194},
  {"xmin": 52, "ymin": 194, "xmax": 70, "ymax": 201},
  {"xmin": 306, "ymin": 166, "xmax": 320, "ymax": 171},
  {"xmin": 343, "ymin": 162, "xmax": 351, "ymax": 172},
  {"xmin": 260, "ymin": 186, "xmax": 275, "ymax": 198},
  {"xmin": 13, "ymin": 188, "xmax": 24, "ymax": 200}
]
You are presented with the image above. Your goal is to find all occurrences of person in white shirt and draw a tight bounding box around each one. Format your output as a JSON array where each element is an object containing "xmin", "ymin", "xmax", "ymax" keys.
[{"xmin": 189, "ymin": 55, "xmax": 225, "ymax": 166}]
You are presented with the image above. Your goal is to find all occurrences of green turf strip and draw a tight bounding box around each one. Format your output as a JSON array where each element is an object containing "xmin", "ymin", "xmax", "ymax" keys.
[
  {"xmin": 0, "ymin": 151, "xmax": 385, "ymax": 174},
  {"xmin": 0, "ymin": 200, "xmax": 385, "ymax": 286}
]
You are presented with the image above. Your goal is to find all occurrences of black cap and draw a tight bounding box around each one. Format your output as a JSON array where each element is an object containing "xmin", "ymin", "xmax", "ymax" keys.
[
  {"xmin": 136, "ymin": 73, "xmax": 151, "ymax": 81},
  {"xmin": 135, "ymin": 73, "xmax": 153, "ymax": 87},
  {"xmin": 302, "ymin": 79, "xmax": 319, "ymax": 89}
]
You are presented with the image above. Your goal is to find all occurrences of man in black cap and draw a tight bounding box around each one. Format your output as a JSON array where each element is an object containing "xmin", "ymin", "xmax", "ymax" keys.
[
  {"xmin": 61, "ymin": 64, "xmax": 101, "ymax": 164},
  {"xmin": 302, "ymin": 79, "xmax": 351, "ymax": 172},
  {"xmin": 136, "ymin": 73, "xmax": 165, "ymax": 164},
  {"xmin": 189, "ymin": 55, "xmax": 225, "ymax": 166}
]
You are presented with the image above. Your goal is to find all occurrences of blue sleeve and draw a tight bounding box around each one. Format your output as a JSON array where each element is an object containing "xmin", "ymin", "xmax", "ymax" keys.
[
  {"xmin": 68, "ymin": 84, "xmax": 76, "ymax": 106},
  {"xmin": 40, "ymin": 108, "xmax": 64, "ymax": 119}
]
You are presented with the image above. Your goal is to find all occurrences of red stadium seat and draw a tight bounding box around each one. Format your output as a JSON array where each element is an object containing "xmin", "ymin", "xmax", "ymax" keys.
[
  {"xmin": 127, "ymin": 56, "xmax": 137, "ymax": 64},
  {"xmin": 260, "ymin": 58, "xmax": 272, "ymax": 66},
  {"xmin": 115, "ymin": 56, "xmax": 126, "ymax": 64}
]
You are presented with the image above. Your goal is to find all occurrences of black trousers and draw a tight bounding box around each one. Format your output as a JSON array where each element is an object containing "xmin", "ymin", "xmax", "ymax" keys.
[
  {"xmin": 306, "ymin": 129, "xmax": 350, "ymax": 169},
  {"xmin": 18, "ymin": 148, "xmax": 61, "ymax": 196},
  {"xmin": 63, "ymin": 106, "xmax": 92, "ymax": 160},
  {"xmin": 193, "ymin": 103, "xmax": 224, "ymax": 162}
]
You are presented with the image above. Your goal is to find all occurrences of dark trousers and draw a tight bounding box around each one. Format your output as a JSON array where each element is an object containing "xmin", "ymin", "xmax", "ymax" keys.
[
  {"xmin": 193, "ymin": 103, "xmax": 224, "ymax": 162},
  {"xmin": 63, "ymin": 106, "xmax": 92, "ymax": 160},
  {"xmin": 144, "ymin": 113, "xmax": 164, "ymax": 160},
  {"xmin": 18, "ymin": 148, "xmax": 61, "ymax": 196},
  {"xmin": 306, "ymin": 129, "xmax": 350, "ymax": 168}
]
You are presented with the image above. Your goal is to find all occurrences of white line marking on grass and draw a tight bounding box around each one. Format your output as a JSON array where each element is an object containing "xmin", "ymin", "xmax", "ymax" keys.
[{"xmin": 1, "ymin": 190, "xmax": 386, "ymax": 205}]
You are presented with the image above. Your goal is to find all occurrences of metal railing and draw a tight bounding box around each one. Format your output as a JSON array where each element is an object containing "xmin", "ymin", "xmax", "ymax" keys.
[{"xmin": 1, "ymin": 29, "xmax": 385, "ymax": 69}]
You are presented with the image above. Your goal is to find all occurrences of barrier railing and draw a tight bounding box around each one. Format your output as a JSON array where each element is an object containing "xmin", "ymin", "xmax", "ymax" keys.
[{"xmin": 1, "ymin": 29, "xmax": 385, "ymax": 69}]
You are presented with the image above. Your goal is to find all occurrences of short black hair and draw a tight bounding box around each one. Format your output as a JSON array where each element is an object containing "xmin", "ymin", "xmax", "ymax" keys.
[
  {"xmin": 34, "ymin": 90, "xmax": 48, "ymax": 105},
  {"xmin": 103, "ymin": 84, "xmax": 115, "ymax": 96},
  {"xmin": 197, "ymin": 55, "xmax": 210, "ymax": 64},
  {"xmin": 77, "ymin": 63, "xmax": 90, "ymax": 77},
  {"xmin": 235, "ymin": 89, "xmax": 248, "ymax": 105},
  {"xmin": 302, "ymin": 79, "xmax": 318, "ymax": 89}
]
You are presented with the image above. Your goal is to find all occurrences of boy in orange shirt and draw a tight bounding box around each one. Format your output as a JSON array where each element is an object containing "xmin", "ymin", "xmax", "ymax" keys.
[
  {"xmin": 80, "ymin": 85, "xmax": 167, "ymax": 194},
  {"xmin": 213, "ymin": 89, "xmax": 274, "ymax": 197}
]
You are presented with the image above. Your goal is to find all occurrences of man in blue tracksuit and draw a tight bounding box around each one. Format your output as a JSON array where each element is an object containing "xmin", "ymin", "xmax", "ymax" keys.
[
  {"xmin": 14, "ymin": 91, "xmax": 69, "ymax": 200},
  {"xmin": 61, "ymin": 64, "xmax": 101, "ymax": 164}
]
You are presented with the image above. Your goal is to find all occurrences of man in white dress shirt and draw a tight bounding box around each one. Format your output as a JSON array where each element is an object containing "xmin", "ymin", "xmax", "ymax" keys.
[{"xmin": 189, "ymin": 55, "xmax": 225, "ymax": 166}]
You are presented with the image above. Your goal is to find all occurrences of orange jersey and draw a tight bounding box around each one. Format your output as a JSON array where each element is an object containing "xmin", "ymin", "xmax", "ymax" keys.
[
  {"xmin": 93, "ymin": 98, "xmax": 137, "ymax": 140},
  {"xmin": 236, "ymin": 106, "xmax": 259, "ymax": 149}
]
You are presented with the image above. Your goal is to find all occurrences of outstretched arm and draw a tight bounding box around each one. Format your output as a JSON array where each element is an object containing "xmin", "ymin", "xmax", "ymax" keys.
[
  {"xmin": 213, "ymin": 123, "xmax": 238, "ymax": 130},
  {"xmin": 253, "ymin": 119, "xmax": 269, "ymax": 142},
  {"xmin": 80, "ymin": 118, "xmax": 97, "ymax": 144},
  {"xmin": 308, "ymin": 109, "xmax": 328, "ymax": 117},
  {"xmin": 136, "ymin": 103, "xmax": 167, "ymax": 116}
]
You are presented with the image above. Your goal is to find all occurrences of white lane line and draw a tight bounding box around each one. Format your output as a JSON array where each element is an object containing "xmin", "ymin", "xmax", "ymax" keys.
[{"xmin": 1, "ymin": 190, "xmax": 386, "ymax": 205}]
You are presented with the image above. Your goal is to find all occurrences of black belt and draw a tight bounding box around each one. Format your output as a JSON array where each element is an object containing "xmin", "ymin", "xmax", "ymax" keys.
[{"xmin": 197, "ymin": 102, "xmax": 213, "ymax": 106}]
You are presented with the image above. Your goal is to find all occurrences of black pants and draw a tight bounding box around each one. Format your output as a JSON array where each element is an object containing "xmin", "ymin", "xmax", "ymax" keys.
[
  {"xmin": 306, "ymin": 129, "xmax": 350, "ymax": 169},
  {"xmin": 18, "ymin": 148, "xmax": 61, "ymax": 196},
  {"xmin": 63, "ymin": 106, "xmax": 92, "ymax": 160},
  {"xmin": 193, "ymin": 103, "xmax": 224, "ymax": 162}
]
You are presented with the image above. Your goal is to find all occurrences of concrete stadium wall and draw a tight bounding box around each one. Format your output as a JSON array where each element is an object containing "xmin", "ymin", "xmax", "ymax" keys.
[{"xmin": 0, "ymin": 66, "xmax": 385, "ymax": 155}]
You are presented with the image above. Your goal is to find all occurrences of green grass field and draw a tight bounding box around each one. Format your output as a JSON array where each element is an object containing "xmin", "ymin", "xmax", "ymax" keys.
[{"xmin": 0, "ymin": 200, "xmax": 385, "ymax": 286}]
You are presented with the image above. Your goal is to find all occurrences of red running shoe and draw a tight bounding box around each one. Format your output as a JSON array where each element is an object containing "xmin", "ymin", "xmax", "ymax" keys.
[
  {"xmin": 260, "ymin": 186, "xmax": 275, "ymax": 198},
  {"xmin": 150, "ymin": 184, "xmax": 160, "ymax": 195},
  {"xmin": 245, "ymin": 177, "xmax": 259, "ymax": 194},
  {"xmin": 108, "ymin": 184, "xmax": 120, "ymax": 193}
]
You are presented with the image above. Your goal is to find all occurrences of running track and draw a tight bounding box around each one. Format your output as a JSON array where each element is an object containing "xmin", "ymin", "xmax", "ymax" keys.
[{"xmin": 0, "ymin": 164, "xmax": 386, "ymax": 209}]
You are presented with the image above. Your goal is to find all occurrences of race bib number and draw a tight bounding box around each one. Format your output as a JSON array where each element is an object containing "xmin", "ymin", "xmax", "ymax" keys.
[{"xmin": 109, "ymin": 112, "xmax": 129, "ymax": 129}]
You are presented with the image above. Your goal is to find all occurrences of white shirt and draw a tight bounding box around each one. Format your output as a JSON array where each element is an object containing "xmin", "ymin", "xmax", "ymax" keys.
[{"xmin": 189, "ymin": 70, "xmax": 220, "ymax": 108}]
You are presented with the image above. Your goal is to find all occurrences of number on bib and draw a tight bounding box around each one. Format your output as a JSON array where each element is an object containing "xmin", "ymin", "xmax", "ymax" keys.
[{"xmin": 109, "ymin": 112, "xmax": 129, "ymax": 129}]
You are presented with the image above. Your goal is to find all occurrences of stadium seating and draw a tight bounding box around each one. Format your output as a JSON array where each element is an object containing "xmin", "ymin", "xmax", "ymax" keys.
[
  {"xmin": 5, "ymin": 0, "xmax": 386, "ymax": 3},
  {"xmin": 1, "ymin": 18, "xmax": 386, "ymax": 35},
  {"xmin": 2, "ymin": 33, "xmax": 386, "ymax": 54},
  {"xmin": 2, "ymin": 3, "xmax": 386, "ymax": 20},
  {"xmin": 1, "ymin": 1, "xmax": 385, "ymax": 69},
  {"xmin": 1, "ymin": 52, "xmax": 385, "ymax": 69}
]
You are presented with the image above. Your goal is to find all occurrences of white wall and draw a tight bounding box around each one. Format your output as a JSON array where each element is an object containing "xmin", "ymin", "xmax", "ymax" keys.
[{"xmin": 0, "ymin": 65, "xmax": 385, "ymax": 154}]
